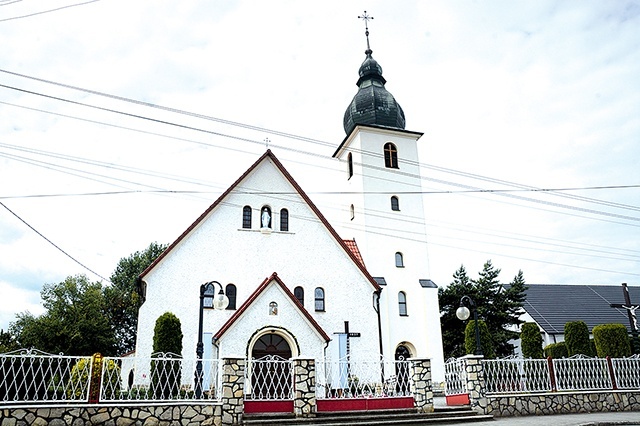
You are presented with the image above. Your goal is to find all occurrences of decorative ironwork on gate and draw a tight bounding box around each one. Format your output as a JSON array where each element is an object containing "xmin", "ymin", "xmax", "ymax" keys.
[
  {"xmin": 316, "ymin": 355, "xmax": 412, "ymax": 399},
  {"xmin": 444, "ymin": 357, "xmax": 467, "ymax": 396},
  {"xmin": 245, "ymin": 355, "xmax": 294, "ymax": 400}
]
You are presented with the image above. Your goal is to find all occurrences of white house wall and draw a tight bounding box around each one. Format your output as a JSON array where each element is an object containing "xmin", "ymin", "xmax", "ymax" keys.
[{"xmin": 136, "ymin": 155, "xmax": 380, "ymax": 364}]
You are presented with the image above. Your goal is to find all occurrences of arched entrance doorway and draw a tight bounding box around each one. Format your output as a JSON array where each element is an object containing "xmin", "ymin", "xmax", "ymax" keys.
[
  {"xmin": 248, "ymin": 332, "xmax": 293, "ymax": 404},
  {"xmin": 251, "ymin": 333, "xmax": 292, "ymax": 359},
  {"xmin": 395, "ymin": 344, "xmax": 412, "ymax": 395}
]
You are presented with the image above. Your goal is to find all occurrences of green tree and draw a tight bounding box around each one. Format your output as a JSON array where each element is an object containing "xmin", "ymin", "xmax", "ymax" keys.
[
  {"xmin": 9, "ymin": 275, "xmax": 115, "ymax": 355},
  {"xmin": 439, "ymin": 265, "xmax": 473, "ymax": 359},
  {"xmin": 521, "ymin": 322, "xmax": 544, "ymax": 359},
  {"xmin": 104, "ymin": 242, "xmax": 167, "ymax": 355},
  {"xmin": 0, "ymin": 328, "xmax": 18, "ymax": 352},
  {"xmin": 465, "ymin": 320, "xmax": 495, "ymax": 359},
  {"xmin": 151, "ymin": 312, "xmax": 183, "ymax": 398},
  {"xmin": 593, "ymin": 324, "xmax": 631, "ymax": 358},
  {"xmin": 564, "ymin": 321, "xmax": 593, "ymax": 357},
  {"xmin": 439, "ymin": 261, "xmax": 527, "ymax": 359}
]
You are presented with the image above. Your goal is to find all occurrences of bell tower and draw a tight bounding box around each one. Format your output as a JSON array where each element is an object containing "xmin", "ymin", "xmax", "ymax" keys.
[{"xmin": 332, "ymin": 11, "xmax": 444, "ymax": 379}]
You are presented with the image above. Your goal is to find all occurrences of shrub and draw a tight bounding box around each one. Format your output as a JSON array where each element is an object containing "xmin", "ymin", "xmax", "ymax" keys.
[
  {"xmin": 544, "ymin": 342, "xmax": 568, "ymax": 359},
  {"xmin": 593, "ymin": 324, "xmax": 631, "ymax": 358},
  {"xmin": 465, "ymin": 320, "xmax": 495, "ymax": 359},
  {"xmin": 564, "ymin": 321, "xmax": 593, "ymax": 356},
  {"xmin": 68, "ymin": 353, "xmax": 120, "ymax": 401},
  {"xmin": 521, "ymin": 322, "xmax": 544, "ymax": 359},
  {"xmin": 151, "ymin": 312, "xmax": 183, "ymax": 399}
]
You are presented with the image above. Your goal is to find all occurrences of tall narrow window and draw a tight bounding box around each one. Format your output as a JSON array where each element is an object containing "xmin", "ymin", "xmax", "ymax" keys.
[
  {"xmin": 395, "ymin": 252, "xmax": 404, "ymax": 267},
  {"xmin": 242, "ymin": 206, "xmax": 252, "ymax": 229},
  {"xmin": 398, "ymin": 292, "xmax": 408, "ymax": 316},
  {"xmin": 280, "ymin": 208, "xmax": 289, "ymax": 231},
  {"xmin": 347, "ymin": 152, "xmax": 353, "ymax": 179},
  {"xmin": 260, "ymin": 206, "xmax": 272, "ymax": 228},
  {"xmin": 350, "ymin": 204, "xmax": 355, "ymax": 221},
  {"xmin": 294, "ymin": 286, "xmax": 304, "ymax": 306},
  {"xmin": 391, "ymin": 196, "xmax": 400, "ymax": 211},
  {"xmin": 225, "ymin": 284, "xmax": 237, "ymax": 310},
  {"xmin": 314, "ymin": 287, "xmax": 325, "ymax": 312},
  {"xmin": 384, "ymin": 142, "xmax": 398, "ymax": 168}
]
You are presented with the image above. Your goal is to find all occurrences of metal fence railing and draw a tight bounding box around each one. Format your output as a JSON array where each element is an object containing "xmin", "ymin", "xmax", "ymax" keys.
[
  {"xmin": 483, "ymin": 358, "xmax": 552, "ymax": 393},
  {"xmin": 0, "ymin": 349, "xmax": 93, "ymax": 404},
  {"xmin": 445, "ymin": 355, "xmax": 640, "ymax": 397},
  {"xmin": 244, "ymin": 355, "xmax": 293, "ymax": 401},
  {"xmin": 315, "ymin": 356, "xmax": 412, "ymax": 399},
  {"xmin": 101, "ymin": 353, "xmax": 221, "ymax": 402},
  {"xmin": 553, "ymin": 355, "xmax": 611, "ymax": 391},
  {"xmin": 444, "ymin": 358, "xmax": 467, "ymax": 396},
  {"xmin": 0, "ymin": 349, "xmax": 222, "ymax": 404},
  {"xmin": 611, "ymin": 355, "xmax": 640, "ymax": 389}
]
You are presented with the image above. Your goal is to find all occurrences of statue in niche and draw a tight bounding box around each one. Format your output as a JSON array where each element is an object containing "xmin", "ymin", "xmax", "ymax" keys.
[
  {"xmin": 261, "ymin": 207, "xmax": 271, "ymax": 228},
  {"xmin": 269, "ymin": 301, "xmax": 278, "ymax": 315}
]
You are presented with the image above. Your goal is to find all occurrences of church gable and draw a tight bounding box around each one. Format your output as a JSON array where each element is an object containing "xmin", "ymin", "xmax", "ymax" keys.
[
  {"xmin": 214, "ymin": 273, "xmax": 330, "ymax": 345},
  {"xmin": 139, "ymin": 150, "xmax": 379, "ymax": 292}
]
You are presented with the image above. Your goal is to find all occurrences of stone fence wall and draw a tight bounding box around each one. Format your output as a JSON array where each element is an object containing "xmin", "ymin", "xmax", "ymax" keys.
[
  {"xmin": 1, "ymin": 357, "xmax": 432, "ymax": 426},
  {"xmin": 458, "ymin": 355, "xmax": 640, "ymax": 417},
  {"xmin": 0, "ymin": 403, "xmax": 221, "ymax": 426}
]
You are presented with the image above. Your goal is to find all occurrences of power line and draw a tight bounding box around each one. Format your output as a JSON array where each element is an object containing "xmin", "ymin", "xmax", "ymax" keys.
[
  {"xmin": 0, "ymin": 0, "xmax": 100, "ymax": 22},
  {"xmin": 0, "ymin": 200, "xmax": 110, "ymax": 282}
]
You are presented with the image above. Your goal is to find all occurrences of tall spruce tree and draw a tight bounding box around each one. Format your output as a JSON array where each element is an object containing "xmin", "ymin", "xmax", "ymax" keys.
[{"xmin": 439, "ymin": 261, "xmax": 528, "ymax": 359}]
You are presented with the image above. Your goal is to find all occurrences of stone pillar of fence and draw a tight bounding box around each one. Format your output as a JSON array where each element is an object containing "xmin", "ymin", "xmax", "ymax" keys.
[
  {"xmin": 293, "ymin": 357, "xmax": 317, "ymax": 417},
  {"xmin": 461, "ymin": 355, "xmax": 488, "ymax": 414},
  {"xmin": 221, "ymin": 357, "xmax": 245, "ymax": 426},
  {"xmin": 410, "ymin": 358, "xmax": 434, "ymax": 413}
]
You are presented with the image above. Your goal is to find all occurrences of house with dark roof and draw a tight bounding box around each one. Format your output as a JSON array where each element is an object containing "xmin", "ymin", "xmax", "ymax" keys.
[{"xmin": 515, "ymin": 284, "xmax": 639, "ymax": 350}]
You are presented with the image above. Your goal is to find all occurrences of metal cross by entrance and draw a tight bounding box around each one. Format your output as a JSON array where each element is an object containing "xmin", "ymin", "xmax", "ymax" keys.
[{"xmin": 610, "ymin": 282, "xmax": 640, "ymax": 352}]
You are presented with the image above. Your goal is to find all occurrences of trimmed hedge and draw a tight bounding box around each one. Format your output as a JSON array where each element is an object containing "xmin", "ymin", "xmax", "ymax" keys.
[
  {"xmin": 593, "ymin": 323, "xmax": 631, "ymax": 358},
  {"xmin": 544, "ymin": 342, "xmax": 568, "ymax": 359},
  {"xmin": 465, "ymin": 320, "xmax": 495, "ymax": 359},
  {"xmin": 565, "ymin": 321, "xmax": 593, "ymax": 356},
  {"xmin": 521, "ymin": 322, "xmax": 544, "ymax": 359}
]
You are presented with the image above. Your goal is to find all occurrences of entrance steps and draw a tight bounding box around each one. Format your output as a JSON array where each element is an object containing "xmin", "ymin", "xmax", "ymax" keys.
[{"xmin": 242, "ymin": 407, "xmax": 493, "ymax": 426}]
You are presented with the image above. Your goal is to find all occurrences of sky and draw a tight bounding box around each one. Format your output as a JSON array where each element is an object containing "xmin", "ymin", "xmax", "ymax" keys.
[{"xmin": 0, "ymin": 0, "xmax": 639, "ymax": 332}]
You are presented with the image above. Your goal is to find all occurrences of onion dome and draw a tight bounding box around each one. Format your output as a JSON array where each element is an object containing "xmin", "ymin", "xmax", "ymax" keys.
[{"xmin": 343, "ymin": 49, "xmax": 406, "ymax": 135}]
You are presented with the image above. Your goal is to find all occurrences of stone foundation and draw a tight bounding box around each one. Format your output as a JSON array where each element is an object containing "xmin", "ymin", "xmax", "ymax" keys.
[
  {"xmin": 0, "ymin": 403, "xmax": 221, "ymax": 426},
  {"xmin": 487, "ymin": 390, "xmax": 640, "ymax": 417}
]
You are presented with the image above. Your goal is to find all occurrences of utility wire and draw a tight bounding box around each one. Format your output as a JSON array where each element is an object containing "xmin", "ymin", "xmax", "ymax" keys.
[
  {"xmin": 0, "ymin": 200, "xmax": 110, "ymax": 282},
  {"xmin": 0, "ymin": 0, "xmax": 100, "ymax": 22}
]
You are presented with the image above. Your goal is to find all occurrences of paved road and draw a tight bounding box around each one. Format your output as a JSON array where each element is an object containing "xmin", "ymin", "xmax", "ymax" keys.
[
  {"xmin": 432, "ymin": 397, "xmax": 640, "ymax": 425},
  {"xmin": 451, "ymin": 411, "xmax": 640, "ymax": 426}
]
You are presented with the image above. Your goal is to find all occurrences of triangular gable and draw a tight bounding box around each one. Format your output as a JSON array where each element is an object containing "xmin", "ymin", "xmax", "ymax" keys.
[
  {"xmin": 213, "ymin": 272, "xmax": 330, "ymax": 342},
  {"xmin": 139, "ymin": 150, "xmax": 380, "ymax": 291}
]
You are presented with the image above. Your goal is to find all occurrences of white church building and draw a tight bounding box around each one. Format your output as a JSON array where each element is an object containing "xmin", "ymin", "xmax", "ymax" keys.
[{"xmin": 134, "ymin": 39, "xmax": 446, "ymax": 382}]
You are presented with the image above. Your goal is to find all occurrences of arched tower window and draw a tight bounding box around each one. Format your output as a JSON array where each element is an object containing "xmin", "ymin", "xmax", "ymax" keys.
[
  {"xmin": 225, "ymin": 284, "xmax": 237, "ymax": 310},
  {"xmin": 280, "ymin": 208, "xmax": 289, "ymax": 231},
  {"xmin": 398, "ymin": 291, "xmax": 408, "ymax": 316},
  {"xmin": 314, "ymin": 287, "xmax": 325, "ymax": 312},
  {"xmin": 391, "ymin": 196, "xmax": 400, "ymax": 211},
  {"xmin": 294, "ymin": 286, "xmax": 304, "ymax": 306},
  {"xmin": 260, "ymin": 206, "xmax": 272, "ymax": 228},
  {"xmin": 384, "ymin": 142, "xmax": 398, "ymax": 169},
  {"xmin": 242, "ymin": 206, "xmax": 252, "ymax": 229},
  {"xmin": 347, "ymin": 152, "xmax": 354, "ymax": 179},
  {"xmin": 395, "ymin": 252, "xmax": 404, "ymax": 268},
  {"xmin": 350, "ymin": 204, "xmax": 355, "ymax": 221}
]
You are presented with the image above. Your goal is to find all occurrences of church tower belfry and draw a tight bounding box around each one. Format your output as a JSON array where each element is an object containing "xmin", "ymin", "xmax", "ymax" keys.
[{"xmin": 333, "ymin": 12, "xmax": 444, "ymax": 379}]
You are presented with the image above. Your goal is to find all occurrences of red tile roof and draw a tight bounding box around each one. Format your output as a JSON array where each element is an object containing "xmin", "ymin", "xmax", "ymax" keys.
[{"xmin": 343, "ymin": 239, "xmax": 365, "ymax": 267}]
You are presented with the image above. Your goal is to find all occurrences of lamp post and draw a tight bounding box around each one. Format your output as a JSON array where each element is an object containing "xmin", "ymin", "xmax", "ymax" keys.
[
  {"xmin": 456, "ymin": 295, "xmax": 483, "ymax": 356},
  {"xmin": 195, "ymin": 281, "xmax": 229, "ymax": 398}
]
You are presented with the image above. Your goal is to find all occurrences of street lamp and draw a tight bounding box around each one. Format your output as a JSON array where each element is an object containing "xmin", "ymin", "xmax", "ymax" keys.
[
  {"xmin": 195, "ymin": 281, "xmax": 229, "ymax": 398},
  {"xmin": 456, "ymin": 295, "xmax": 483, "ymax": 356}
]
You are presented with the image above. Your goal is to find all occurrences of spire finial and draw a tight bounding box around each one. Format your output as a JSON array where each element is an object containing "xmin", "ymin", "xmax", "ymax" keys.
[{"xmin": 358, "ymin": 10, "xmax": 374, "ymax": 54}]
